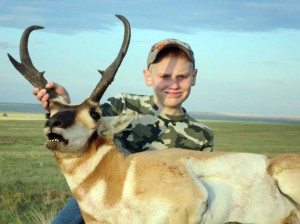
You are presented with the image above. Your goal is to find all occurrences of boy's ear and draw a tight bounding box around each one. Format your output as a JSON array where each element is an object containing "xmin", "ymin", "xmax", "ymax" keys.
[
  {"xmin": 191, "ymin": 69, "xmax": 198, "ymax": 86},
  {"xmin": 143, "ymin": 69, "xmax": 153, "ymax": 87},
  {"xmin": 97, "ymin": 113, "xmax": 135, "ymax": 134}
]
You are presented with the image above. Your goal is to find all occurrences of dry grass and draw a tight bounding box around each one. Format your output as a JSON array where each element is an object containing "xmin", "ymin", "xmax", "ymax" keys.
[{"xmin": 0, "ymin": 112, "xmax": 45, "ymax": 121}]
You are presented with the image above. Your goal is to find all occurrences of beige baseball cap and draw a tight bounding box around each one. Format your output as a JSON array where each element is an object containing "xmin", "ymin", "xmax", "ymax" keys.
[{"xmin": 147, "ymin": 38, "xmax": 195, "ymax": 68}]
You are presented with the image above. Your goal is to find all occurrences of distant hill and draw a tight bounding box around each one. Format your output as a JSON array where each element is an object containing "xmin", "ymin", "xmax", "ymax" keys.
[
  {"xmin": 1, "ymin": 102, "xmax": 299, "ymax": 124},
  {"xmin": 189, "ymin": 112, "xmax": 300, "ymax": 124},
  {"xmin": 0, "ymin": 102, "xmax": 45, "ymax": 113}
]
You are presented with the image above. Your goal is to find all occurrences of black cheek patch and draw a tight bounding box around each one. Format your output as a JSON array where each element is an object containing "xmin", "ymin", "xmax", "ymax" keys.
[{"xmin": 51, "ymin": 110, "xmax": 77, "ymax": 128}]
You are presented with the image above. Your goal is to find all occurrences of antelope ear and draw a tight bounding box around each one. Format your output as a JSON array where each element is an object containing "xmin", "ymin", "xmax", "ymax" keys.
[{"xmin": 97, "ymin": 113, "xmax": 135, "ymax": 134}]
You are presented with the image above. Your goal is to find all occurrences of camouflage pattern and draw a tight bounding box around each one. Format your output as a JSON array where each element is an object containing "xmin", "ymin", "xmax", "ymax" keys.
[{"xmin": 101, "ymin": 93, "xmax": 214, "ymax": 155}]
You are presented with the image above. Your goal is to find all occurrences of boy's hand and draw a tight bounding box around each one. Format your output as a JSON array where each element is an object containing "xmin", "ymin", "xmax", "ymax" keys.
[{"xmin": 32, "ymin": 81, "xmax": 70, "ymax": 110}]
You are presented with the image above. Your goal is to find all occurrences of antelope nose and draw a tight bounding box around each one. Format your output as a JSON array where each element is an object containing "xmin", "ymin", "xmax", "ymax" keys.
[{"xmin": 45, "ymin": 118, "xmax": 62, "ymax": 128}]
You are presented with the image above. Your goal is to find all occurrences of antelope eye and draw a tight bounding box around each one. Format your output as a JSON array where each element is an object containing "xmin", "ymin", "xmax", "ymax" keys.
[{"xmin": 90, "ymin": 110, "xmax": 101, "ymax": 121}]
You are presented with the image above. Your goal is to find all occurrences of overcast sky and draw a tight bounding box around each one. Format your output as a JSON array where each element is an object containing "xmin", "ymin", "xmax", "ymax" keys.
[{"xmin": 1, "ymin": 0, "xmax": 300, "ymax": 116}]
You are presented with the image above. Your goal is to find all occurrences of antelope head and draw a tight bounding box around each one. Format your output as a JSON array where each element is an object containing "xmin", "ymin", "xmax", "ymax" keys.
[{"xmin": 8, "ymin": 15, "xmax": 131, "ymax": 156}]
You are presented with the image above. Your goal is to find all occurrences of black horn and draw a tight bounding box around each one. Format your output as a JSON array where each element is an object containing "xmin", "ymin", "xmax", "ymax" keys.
[
  {"xmin": 89, "ymin": 15, "xmax": 131, "ymax": 102},
  {"xmin": 7, "ymin": 25, "xmax": 58, "ymax": 100}
]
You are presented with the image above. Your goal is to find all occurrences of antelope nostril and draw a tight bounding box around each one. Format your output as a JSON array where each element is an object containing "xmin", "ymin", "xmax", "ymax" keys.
[{"xmin": 52, "ymin": 120, "xmax": 62, "ymax": 127}]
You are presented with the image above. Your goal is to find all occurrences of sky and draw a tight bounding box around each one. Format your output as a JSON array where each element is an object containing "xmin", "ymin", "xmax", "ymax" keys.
[{"xmin": 1, "ymin": 0, "xmax": 300, "ymax": 116}]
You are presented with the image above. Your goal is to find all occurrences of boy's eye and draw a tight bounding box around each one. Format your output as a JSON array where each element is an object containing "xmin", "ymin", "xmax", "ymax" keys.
[
  {"xmin": 177, "ymin": 75, "xmax": 187, "ymax": 80},
  {"xmin": 161, "ymin": 75, "xmax": 170, "ymax": 79}
]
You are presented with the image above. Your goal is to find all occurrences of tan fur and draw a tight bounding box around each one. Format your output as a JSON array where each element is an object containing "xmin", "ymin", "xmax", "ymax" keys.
[
  {"xmin": 55, "ymin": 136, "xmax": 300, "ymax": 223},
  {"xmin": 42, "ymin": 99, "xmax": 300, "ymax": 224},
  {"xmin": 268, "ymin": 154, "xmax": 300, "ymax": 206},
  {"xmin": 281, "ymin": 210, "xmax": 300, "ymax": 224},
  {"xmin": 76, "ymin": 145, "xmax": 128, "ymax": 207}
]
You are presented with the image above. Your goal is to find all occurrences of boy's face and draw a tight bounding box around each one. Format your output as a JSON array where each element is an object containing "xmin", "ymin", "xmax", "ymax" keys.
[{"xmin": 144, "ymin": 56, "xmax": 197, "ymax": 115}]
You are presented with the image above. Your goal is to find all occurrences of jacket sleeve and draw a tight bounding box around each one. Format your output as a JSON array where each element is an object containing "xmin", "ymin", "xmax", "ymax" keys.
[
  {"xmin": 201, "ymin": 124, "xmax": 214, "ymax": 151},
  {"xmin": 100, "ymin": 94, "xmax": 126, "ymax": 116}
]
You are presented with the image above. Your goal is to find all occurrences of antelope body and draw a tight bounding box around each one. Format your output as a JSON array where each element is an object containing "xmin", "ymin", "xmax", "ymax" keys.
[{"xmin": 8, "ymin": 15, "xmax": 300, "ymax": 224}]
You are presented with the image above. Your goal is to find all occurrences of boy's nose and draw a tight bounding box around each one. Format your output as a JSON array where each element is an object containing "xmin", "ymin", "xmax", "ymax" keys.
[{"xmin": 169, "ymin": 78, "xmax": 180, "ymax": 88}]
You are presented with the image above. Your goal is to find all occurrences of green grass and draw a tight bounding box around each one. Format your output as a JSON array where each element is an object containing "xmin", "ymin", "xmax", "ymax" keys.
[
  {"xmin": 0, "ymin": 119, "xmax": 299, "ymax": 223},
  {"xmin": 206, "ymin": 120, "xmax": 300, "ymax": 155},
  {"xmin": 0, "ymin": 120, "xmax": 70, "ymax": 224}
]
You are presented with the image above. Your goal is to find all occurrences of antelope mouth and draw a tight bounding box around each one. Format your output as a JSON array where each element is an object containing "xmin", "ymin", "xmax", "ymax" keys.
[{"xmin": 45, "ymin": 133, "xmax": 68, "ymax": 150}]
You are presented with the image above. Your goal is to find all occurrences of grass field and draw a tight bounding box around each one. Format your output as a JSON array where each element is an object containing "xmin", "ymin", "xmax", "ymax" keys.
[{"xmin": 0, "ymin": 115, "xmax": 299, "ymax": 223}]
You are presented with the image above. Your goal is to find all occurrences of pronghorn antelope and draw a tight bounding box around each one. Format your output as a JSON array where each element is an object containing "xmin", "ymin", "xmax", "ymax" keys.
[{"xmin": 8, "ymin": 15, "xmax": 300, "ymax": 224}]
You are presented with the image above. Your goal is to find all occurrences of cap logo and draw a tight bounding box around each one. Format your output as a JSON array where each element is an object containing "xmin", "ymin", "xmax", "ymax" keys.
[{"xmin": 154, "ymin": 39, "xmax": 178, "ymax": 51}]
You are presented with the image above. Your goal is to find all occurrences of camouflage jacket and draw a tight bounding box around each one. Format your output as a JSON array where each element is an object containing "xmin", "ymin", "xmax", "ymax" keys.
[{"xmin": 100, "ymin": 93, "xmax": 214, "ymax": 155}]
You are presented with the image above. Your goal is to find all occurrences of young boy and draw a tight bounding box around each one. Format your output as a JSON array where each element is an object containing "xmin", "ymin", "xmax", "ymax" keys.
[{"xmin": 34, "ymin": 38, "xmax": 214, "ymax": 223}]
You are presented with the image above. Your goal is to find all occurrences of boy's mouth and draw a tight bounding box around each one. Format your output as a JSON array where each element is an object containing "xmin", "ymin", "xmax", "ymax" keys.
[{"xmin": 165, "ymin": 91, "xmax": 182, "ymax": 97}]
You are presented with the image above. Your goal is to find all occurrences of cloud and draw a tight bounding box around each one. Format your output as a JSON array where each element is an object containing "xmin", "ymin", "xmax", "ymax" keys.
[
  {"xmin": 249, "ymin": 60, "xmax": 279, "ymax": 65},
  {"xmin": 1, "ymin": 0, "xmax": 300, "ymax": 34},
  {"xmin": 0, "ymin": 41, "xmax": 16, "ymax": 49}
]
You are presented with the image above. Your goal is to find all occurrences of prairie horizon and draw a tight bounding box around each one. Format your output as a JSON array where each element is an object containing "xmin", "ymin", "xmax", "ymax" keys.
[{"xmin": 1, "ymin": 102, "xmax": 300, "ymax": 124}]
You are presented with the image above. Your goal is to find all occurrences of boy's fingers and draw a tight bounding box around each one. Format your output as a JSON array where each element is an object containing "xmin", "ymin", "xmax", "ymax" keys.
[
  {"xmin": 41, "ymin": 94, "xmax": 49, "ymax": 103},
  {"xmin": 32, "ymin": 88, "xmax": 40, "ymax": 95},
  {"xmin": 42, "ymin": 101, "xmax": 49, "ymax": 110},
  {"xmin": 45, "ymin": 81, "xmax": 55, "ymax": 89},
  {"xmin": 36, "ymin": 89, "xmax": 47, "ymax": 100}
]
